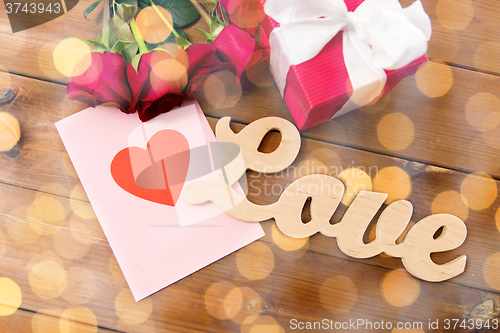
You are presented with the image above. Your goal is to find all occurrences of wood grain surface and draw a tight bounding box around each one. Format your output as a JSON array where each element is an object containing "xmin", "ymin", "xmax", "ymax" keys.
[{"xmin": 1, "ymin": 0, "xmax": 500, "ymax": 332}]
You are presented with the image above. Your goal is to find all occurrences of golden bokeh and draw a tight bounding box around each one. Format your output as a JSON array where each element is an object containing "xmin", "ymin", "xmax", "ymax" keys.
[
  {"xmin": 483, "ymin": 252, "xmax": 500, "ymax": 290},
  {"xmin": 320, "ymin": 276, "xmax": 357, "ymax": 313},
  {"xmin": 415, "ymin": 61, "xmax": 454, "ymax": 98},
  {"xmin": 271, "ymin": 223, "xmax": 308, "ymax": 251},
  {"xmin": 226, "ymin": 287, "xmax": 261, "ymax": 324},
  {"xmin": 306, "ymin": 148, "xmax": 343, "ymax": 171},
  {"xmin": 293, "ymin": 159, "xmax": 329, "ymax": 181},
  {"xmin": 377, "ymin": 113, "xmax": 415, "ymax": 151},
  {"xmin": 205, "ymin": 281, "xmax": 237, "ymax": 320},
  {"xmin": 117, "ymin": 318, "xmax": 156, "ymax": 333},
  {"xmin": 361, "ymin": 93, "xmax": 391, "ymax": 114},
  {"xmin": 381, "ymin": 269, "xmax": 420, "ymax": 307},
  {"xmin": 60, "ymin": 307, "xmax": 98, "ymax": 333},
  {"xmin": 460, "ymin": 172, "xmax": 497, "ymax": 210},
  {"xmin": 70, "ymin": 184, "xmax": 96, "ymax": 220},
  {"xmin": 136, "ymin": 6, "xmax": 173, "ymax": 44},
  {"xmin": 0, "ymin": 277, "xmax": 22, "ymax": 316},
  {"xmin": 32, "ymin": 308, "xmax": 64, "ymax": 333},
  {"xmin": 482, "ymin": 124, "xmax": 500, "ymax": 150},
  {"xmin": 465, "ymin": 93, "xmax": 500, "ymax": 131},
  {"xmin": 30, "ymin": 195, "xmax": 67, "ymax": 235},
  {"xmin": 38, "ymin": 183, "xmax": 70, "ymax": 198},
  {"xmin": 0, "ymin": 112, "xmax": 20, "ymax": 152},
  {"xmin": 7, "ymin": 206, "xmax": 41, "ymax": 244},
  {"xmin": 151, "ymin": 59, "xmax": 188, "ymax": 91},
  {"xmin": 70, "ymin": 215, "xmax": 104, "ymax": 245},
  {"xmin": 38, "ymin": 42, "xmax": 66, "ymax": 81},
  {"xmin": 373, "ymin": 166, "xmax": 412, "ymax": 204},
  {"xmin": 241, "ymin": 315, "xmax": 285, "ymax": 333},
  {"xmin": 474, "ymin": 42, "xmax": 500, "ymax": 75},
  {"xmin": 62, "ymin": 267, "xmax": 96, "ymax": 305},
  {"xmin": 337, "ymin": 168, "xmax": 373, "ymax": 206},
  {"xmin": 236, "ymin": 241, "xmax": 275, "ymax": 280},
  {"xmin": 29, "ymin": 260, "xmax": 67, "ymax": 299},
  {"xmin": 53, "ymin": 38, "xmax": 92, "ymax": 77},
  {"xmin": 245, "ymin": 49, "xmax": 275, "ymax": 88},
  {"xmin": 203, "ymin": 71, "xmax": 242, "ymax": 109},
  {"xmin": 53, "ymin": 227, "xmax": 90, "ymax": 260},
  {"xmin": 0, "ymin": 231, "xmax": 6, "ymax": 260},
  {"xmin": 115, "ymin": 288, "xmax": 153, "ymax": 325},
  {"xmin": 436, "ymin": 0, "xmax": 474, "ymax": 30},
  {"xmin": 431, "ymin": 191, "xmax": 469, "ymax": 221},
  {"xmin": 62, "ymin": 152, "xmax": 78, "ymax": 178}
]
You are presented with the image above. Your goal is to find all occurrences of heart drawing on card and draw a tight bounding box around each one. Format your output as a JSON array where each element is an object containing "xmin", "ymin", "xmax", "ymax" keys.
[{"xmin": 110, "ymin": 129, "xmax": 190, "ymax": 206}]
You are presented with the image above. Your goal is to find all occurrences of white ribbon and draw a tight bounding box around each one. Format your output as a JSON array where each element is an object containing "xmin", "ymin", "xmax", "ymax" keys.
[{"xmin": 264, "ymin": 0, "xmax": 431, "ymax": 117}]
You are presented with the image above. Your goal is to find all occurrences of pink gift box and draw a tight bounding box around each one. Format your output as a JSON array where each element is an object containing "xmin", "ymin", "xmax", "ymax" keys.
[{"xmin": 260, "ymin": 0, "xmax": 428, "ymax": 130}]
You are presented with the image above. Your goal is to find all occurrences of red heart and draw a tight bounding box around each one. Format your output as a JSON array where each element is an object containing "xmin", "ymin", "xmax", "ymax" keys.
[{"xmin": 110, "ymin": 129, "xmax": 190, "ymax": 206}]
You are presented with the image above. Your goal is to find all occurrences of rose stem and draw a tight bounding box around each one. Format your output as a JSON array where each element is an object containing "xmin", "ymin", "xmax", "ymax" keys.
[
  {"xmin": 102, "ymin": 0, "xmax": 110, "ymax": 49},
  {"xmin": 188, "ymin": 0, "xmax": 212, "ymax": 27},
  {"xmin": 130, "ymin": 19, "xmax": 149, "ymax": 54},
  {"xmin": 148, "ymin": 0, "xmax": 181, "ymax": 38}
]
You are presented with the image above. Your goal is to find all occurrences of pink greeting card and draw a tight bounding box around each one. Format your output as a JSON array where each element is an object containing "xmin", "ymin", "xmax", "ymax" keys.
[{"xmin": 56, "ymin": 101, "xmax": 264, "ymax": 301}]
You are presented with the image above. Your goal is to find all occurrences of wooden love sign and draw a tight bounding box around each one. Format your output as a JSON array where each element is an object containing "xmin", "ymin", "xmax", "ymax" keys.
[{"xmin": 183, "ymin": 117, "xmax": 468, "ymax": 282}]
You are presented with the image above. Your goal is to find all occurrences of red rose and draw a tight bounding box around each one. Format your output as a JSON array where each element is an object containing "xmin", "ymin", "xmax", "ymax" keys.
[
  {"xmin": 127, "ymin": 50, "xmax": 191, "ymax": 122},
  {"xmin": 220, "ymin": 0, "xmax": 265, "ymax": 35},
  {"xmin": 186, "ymin": 24, "xmax": 255, "ymax": 101},
  {"xmin": 67, "ymin": 52, "xmax": 132, "ymax": 113}
]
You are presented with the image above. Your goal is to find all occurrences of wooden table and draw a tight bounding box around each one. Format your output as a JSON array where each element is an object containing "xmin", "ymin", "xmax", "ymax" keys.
[{"xmin": 1, "ymin": 0, "xmax": 500, "ymax": 332}]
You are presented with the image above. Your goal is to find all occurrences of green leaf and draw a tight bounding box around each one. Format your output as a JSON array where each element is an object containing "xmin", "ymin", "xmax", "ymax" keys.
[
  {"xmin": 115, "ymin": 3, "xmax": 138, "ymax": 23},
  {"xmin": 110, "ymin": 15, "xmax": 135, "ymax": 42},
  {"xmin": 115, "ymin": 0, "xmax": 139, "ymax": 6},
  {"xmin": 111, "ymin": 41, "xmax": 131, "ymax": 53},
  {"xmin": 137, "ymin": 0, "xmax": 200, "ymax": 28},
  {"xmin": 131, "ymin": 53, "xmax": 144, "ymax": 71},
  {"xmin": 83, "ymin": 40, "xmax": 108, "ymax": 53},
  {"xmin": 121, "ymin": 43, "xmax": 139, "ymax": 64},
  {"xmin": 84, "ymin": 0, "xmax": 102, "ymax": 20},
  {"xmin": 198, "ymin": 28, "xmax": 215, "ymax": 43}
]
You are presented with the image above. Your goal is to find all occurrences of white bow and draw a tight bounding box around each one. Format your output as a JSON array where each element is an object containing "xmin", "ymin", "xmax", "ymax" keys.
[{"xmin": 265, "ymin": 0, "xmax": 431, "ymax": 113}]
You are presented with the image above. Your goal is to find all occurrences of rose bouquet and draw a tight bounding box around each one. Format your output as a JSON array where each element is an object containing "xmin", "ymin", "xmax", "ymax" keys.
[{"xmin": 67, "ymin": 0, "xmax": 269, "ymax": 121}]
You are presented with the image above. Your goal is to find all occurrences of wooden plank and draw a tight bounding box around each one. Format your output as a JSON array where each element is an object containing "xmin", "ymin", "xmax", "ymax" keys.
[{"xmin": 1, "ymin": 0, "xmax": 500, "ymax": 80}]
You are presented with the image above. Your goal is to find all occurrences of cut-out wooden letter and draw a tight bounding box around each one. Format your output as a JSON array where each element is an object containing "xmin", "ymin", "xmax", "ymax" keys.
[{"xmin": 183, "ymin": 117, "xmax": 468, "ymax": 282}]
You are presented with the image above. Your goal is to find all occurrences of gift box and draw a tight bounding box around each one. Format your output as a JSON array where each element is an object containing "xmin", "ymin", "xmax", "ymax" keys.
[{"xmin": 260, "ymin": 0, "xmax": 431, "ymax": 130}]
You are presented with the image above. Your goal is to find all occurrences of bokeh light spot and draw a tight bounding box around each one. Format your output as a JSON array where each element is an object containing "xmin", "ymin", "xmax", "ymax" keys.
[
  {"xmin": 271, "ymin": 223, "xmax": 308, "ymax": 251},
  {"xmin": 0, "ymin": 112, "xmax": 20, "ymax": 152},
  {"xmin": 483, "ymin": 252, "xmax": 500, "ymax": 290},
  {"xmin": 431, "ymin": 191, "xmax": 469, "ymax": 221},
  {"xmin": 377, "ymin": 113, "xmax": 415, "ymax": 151},
  {"xmin": 115, "ymin": 288, "xmax": 152, "ymax": 325},
  {"xmin": 7, "ymin": 206, "xmax": 41, "ymax": 244},
  {"xmin": 60, "ymin": 307, "xmax": 98, "ymax": 333},
  {"xmin": 320, "ymin": 276, "xmax": 357, "ymax": 313},
  {"xmin": 361, "ymin": 93, "xmax": 391, "ymax": 114},
  {"xmin": 70, "ymin": 184, "xmax": 96, "ymax": 220},
  {"xmin": 62, "ymin": 267, "xmax": 96, "ymax": 305},
  {"xmin": 436, "ymin": 0, "xmax": 474, "ymax": 30},
  {"xmin": 373, "ymin": 166, "xmax": 412, "ymax": 204},
  {"xmin": 415, "ymin": 61, "xmax": 453, "ymax": 98},
  {"xmin": 460, "ymin": 172, "xmax": 497, "ymax": 210},
  {"xmin": 70, "ymin": 215, "xmax": 103, "ymax": 245},
  {"xmin": 0, "ymin": 277, "xmax": 22, "ymax": 316},
  {"xmin": 136, "ymin": 6, "xmax": 173, "ymax": 44},
  {"xmin": 293, "ymin": 159, "xmax": 329, "ymax": 181},
  {"xmin": 236, "ymin": 242, "xmax": 274, "ymax": 280},
  {"xmin": 29, "ymin": 260, "xmax": 67, "ymax": 299},
  {"xmin": 205, "ymin": 281, "xmax": 237, "ymax": 320},
  {"xmin": 337, "ymin": 168, "xmax": 373, "ymax": 206},
  {"xmin": 53, "ymin": 227, "xmax": 90, "ymax": 260},
  {"xmin": 241, "ymin": 315, "xmax": 285, "ymax": 333},
  {"xmin": 203, "ymin": 71, "xmax": 242, "ymax": 109},
  {"xmin": 381, "ymin": 269, "xmax": 420, "ymax": 307},
  {"xmin": 226, "ymin": 287, "xmax": 261, "ymax": 324},
  {"xmin": 474, "ymin": 42, "xmax": 500, "ymax": 75},
  {"xmin": 465, "ymin": 93, "xmax": 500, "ymax": 131},
  {"xmin": 245, "ymin": 49, "xmax": 274, "ymax": 87},
  {"xmin": 53, "ymin": 38, "xmax": 91, "ymax": 77},
  {"xmin": 495, "ymin": 207, "xmax": 500, "ymax": 233},
  {"xmin": 151, "ymin": 59, "xmax": 188, "ymax": 91}
]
